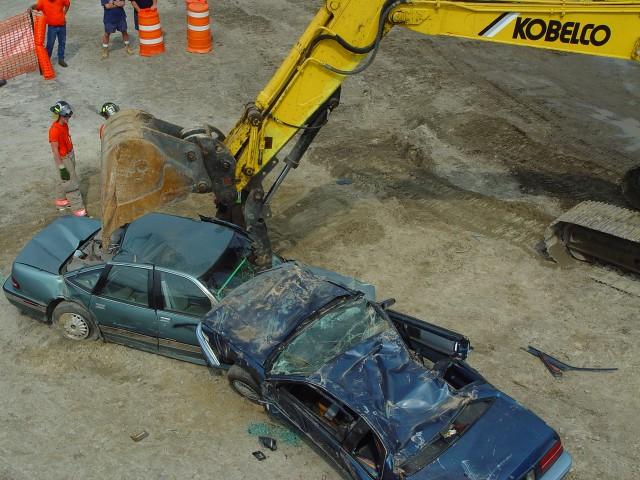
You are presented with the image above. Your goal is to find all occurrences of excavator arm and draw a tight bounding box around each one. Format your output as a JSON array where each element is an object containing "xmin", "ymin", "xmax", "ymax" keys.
[{"xmin": 101, "ymin": 0, "xmax": 640, "ymax": 267}]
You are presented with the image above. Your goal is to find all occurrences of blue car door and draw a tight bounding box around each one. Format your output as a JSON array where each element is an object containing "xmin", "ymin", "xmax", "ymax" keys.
[
  {"xmin": 272, "ymin": 381, "xmax": 353, "ymax": 476},
  {"xmin": 90, "ymin": 263, "xmax": 158, "ymax": 354},
  {"xmin": 155, "ymin": 269, "xmax": 214, "ymax": 365}
]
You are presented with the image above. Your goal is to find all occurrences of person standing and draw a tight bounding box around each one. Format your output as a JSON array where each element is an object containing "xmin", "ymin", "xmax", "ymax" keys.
[
  {"xmin": 48, "ymin": 101, "xmax": 86, "ymax": 216},
  {"xmin": 31, "ymin": 0, "xmax": 70, "ymax": 67},
  {"xmin": 130, "ymin": 0, "xmax": 157, "ymax": 31},
  {"xmin": 101, "ymin": 0, "xmax": 133, "ymax": 59}
]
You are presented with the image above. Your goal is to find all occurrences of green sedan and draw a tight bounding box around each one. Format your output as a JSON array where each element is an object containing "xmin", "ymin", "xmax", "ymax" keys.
[{"xmin": 3, "ymin": 213, "xmax": 373, "ymax": 365}]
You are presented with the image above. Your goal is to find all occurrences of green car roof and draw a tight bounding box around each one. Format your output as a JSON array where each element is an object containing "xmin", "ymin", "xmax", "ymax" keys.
[{"xmin": 113, "ymin": 213, "xmax": 238, "ymax": 277}]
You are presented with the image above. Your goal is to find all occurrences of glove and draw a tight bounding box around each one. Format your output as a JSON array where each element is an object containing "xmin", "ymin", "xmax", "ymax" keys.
[{"xmin": 59, "ymin": 165, "xmax": 70, "ymax": 181}]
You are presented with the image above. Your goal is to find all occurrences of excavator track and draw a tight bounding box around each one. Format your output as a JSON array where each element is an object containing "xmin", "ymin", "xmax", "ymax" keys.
[{"xmin": 545, "ymin": 201, "xmax": 640, "ymax": 275}]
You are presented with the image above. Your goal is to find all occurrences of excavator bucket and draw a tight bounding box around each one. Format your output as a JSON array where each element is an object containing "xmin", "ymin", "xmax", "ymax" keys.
[{"xmin": 99, "ymin": 109, "xmax": 237, "ymax": 245}]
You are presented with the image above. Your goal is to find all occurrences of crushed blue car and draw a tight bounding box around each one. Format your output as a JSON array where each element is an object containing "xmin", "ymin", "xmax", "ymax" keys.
[
  {"xmin": 3, "ymin": 213, "xmax": 373, "ymax": 364},
  {"xmin": 197, "ymin": 263, "xmax": 572, "ymax": 480}
]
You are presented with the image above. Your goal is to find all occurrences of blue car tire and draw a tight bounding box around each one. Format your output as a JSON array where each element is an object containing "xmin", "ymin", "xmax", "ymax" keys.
[
  {"xmin": 227, "ymin": 365, "xmax": 262, "ymax": 405},
  {"xmin": 52, "ymin": 302, "xmax": 100, "ymax": 342}
]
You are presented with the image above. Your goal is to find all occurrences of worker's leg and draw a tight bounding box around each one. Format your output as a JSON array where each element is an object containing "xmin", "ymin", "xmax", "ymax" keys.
[
  {"xmin": 62, "ymin": 151, "xmax": 86, "ymax": 216},
  {"xmin": 53, "ymin": 159, "xmax": 69, "ymax": 210},
  {"xmin": 121, "ymin": 20, "xmax": 132, "ymax": 55},
  {"xmin": 45, "ymin": 26, "xmax": 57, "ymax": 58},
  {"xmin": 57, "ymin": 26, "xmax": 66, "ymax": 60},
  {"xmin": 102, "ymin": 31, "xmax": 111, "ymax": 59}
]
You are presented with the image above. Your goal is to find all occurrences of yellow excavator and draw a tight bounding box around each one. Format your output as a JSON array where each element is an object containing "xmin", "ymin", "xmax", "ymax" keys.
[{"xmin": 101, "ymin": 0, "xmax": 640, "ymax": 271}]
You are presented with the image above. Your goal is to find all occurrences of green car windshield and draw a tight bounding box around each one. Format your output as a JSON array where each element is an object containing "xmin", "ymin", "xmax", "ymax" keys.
[
  {"xmin": 213, "ymin": 256, "xmax": 254, "ymax": 299},
  {"xmin": 270, "ymin": 297, "xmax": 391, "ymax": 376},
  {"xmin": 201, "ymin": 231, "xmax": 255, "ymax": 299}
]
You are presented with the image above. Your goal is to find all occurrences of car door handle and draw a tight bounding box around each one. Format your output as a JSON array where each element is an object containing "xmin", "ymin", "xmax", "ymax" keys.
[
  {"xmin": 159, "ymin": 316, "xmax": 171, "ymax": 323},
  {"xmin": 95, "ymin": 303, "xmax": 106, "ymax": 310}
]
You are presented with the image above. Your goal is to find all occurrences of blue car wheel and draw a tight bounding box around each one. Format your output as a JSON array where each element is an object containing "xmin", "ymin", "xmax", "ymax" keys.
[
  {"xmin": 52, "ymin": 302, "xmax": 99, "ymax": 342},
  {"xmin": 227, "ymin": 365, "xmax": 262, "ymax": 404}
]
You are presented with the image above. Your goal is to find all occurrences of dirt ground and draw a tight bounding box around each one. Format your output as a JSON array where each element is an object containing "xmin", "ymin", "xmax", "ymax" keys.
[{"xmin": 1, "ymin": 0, "xmax": 639, "ymax": 478}]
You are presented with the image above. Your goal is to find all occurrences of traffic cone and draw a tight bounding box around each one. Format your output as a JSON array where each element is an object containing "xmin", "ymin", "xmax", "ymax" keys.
[
  {"xmin": 186, "ymin": 1, "xmax": 212, "ymax": 54},
  {"xmin": 138, "ymin": 8, "xmax": 165, "ymax": 56}
]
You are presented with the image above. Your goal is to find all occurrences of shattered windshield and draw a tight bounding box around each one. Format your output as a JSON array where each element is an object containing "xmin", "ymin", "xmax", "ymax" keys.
[{"xmin": 270, "ymin": 297, "xmax": 391, "ymax": 376}]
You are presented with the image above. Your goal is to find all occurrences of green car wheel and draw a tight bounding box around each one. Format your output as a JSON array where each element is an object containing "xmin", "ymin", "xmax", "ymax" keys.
[{"xmin": 52, "ymin": 302, "xmax": 99, "ymax": 342}]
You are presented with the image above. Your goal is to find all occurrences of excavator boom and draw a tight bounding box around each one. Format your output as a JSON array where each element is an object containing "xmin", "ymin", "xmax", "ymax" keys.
[{"xmin": 100, "ymin": 0, "xmax": 640, "ymax": 268}]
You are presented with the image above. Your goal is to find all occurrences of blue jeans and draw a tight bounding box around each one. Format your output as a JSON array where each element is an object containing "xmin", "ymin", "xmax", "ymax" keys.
[{"xmin": 46, "ymin": 25, "xmax": 66, "ymax": 60}]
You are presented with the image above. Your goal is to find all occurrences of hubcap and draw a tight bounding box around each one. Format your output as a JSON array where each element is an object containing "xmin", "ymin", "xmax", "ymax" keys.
[
  {"xmin": 233, "ymin": 380, "xmax": 260, "ymax": 402},
  {"xmin": 59, "ymin": 312, "xmax": 90, "ymax": 340}
]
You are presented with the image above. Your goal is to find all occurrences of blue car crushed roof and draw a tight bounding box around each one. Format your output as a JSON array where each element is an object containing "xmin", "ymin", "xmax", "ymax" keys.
[{"xmin": 198, "ymin": 263, "xmax": 572, "ymax": 480}]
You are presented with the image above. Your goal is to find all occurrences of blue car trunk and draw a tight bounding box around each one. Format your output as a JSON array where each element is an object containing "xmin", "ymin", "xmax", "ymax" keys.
[
  {"xmin": 15, "ymin": 216, "xmax": 101, "ymax": 274},
  {"xmin": 411, "ymin": 394, "xmax": 557, "ymax": 479}
]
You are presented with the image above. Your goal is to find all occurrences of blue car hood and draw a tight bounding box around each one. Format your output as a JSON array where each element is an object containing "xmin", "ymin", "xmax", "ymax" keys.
[{"xmin": 15, "ymin": 216, "xmax": 101, "ymax": 274}]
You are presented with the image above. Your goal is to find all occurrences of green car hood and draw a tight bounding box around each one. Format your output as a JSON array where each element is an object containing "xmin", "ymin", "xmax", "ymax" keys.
[{"xmin": 15, "ymin": 216, "xmax": 101, "ymax": 274}]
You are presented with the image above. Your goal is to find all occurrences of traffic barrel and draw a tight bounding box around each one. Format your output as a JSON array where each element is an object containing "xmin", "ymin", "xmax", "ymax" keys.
[
  {"xmin": 186, "ymin": 1, "xmax": 212, "ymax": 54},
  {"xmin": 138, "ymin": 8, "xmax": 165, "ymax": 56}
]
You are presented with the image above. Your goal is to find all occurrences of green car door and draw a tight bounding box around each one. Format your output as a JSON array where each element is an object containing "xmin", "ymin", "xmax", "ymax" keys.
[
  {"xmin": 155, "ymin": 269, "xmax": 214, "ymax": 365},
  {"xmin": 90, "ymin": 263, "xmax": 158, "ymax": 354}
]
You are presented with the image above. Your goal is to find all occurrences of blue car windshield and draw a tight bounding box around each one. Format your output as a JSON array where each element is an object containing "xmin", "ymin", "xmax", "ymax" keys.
[{"xmin": 270, "ymin": 297, "xmax": 391, "ymax": 376}]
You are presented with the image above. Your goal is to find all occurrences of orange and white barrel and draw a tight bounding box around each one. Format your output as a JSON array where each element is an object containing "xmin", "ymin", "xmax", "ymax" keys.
[
  {"xmin": 138, "ymin": 8, "xmax": 165, "ymax": 57},
  {"xmin": 186, "ymin": 1, "xmax": 212, "ymax": 54}
]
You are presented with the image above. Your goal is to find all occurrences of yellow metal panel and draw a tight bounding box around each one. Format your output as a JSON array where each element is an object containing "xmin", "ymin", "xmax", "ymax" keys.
[{"xmin": 394, "ymin": 2, "xmax": 640, "ymax": 60}]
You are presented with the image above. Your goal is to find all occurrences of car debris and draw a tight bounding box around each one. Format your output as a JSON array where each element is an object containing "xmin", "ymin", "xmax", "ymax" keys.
[
  {"xmin": 252, "ymin": 451, "xmax": 267, "ymax": 461},
  {"xmin": 130, "ymin": 430, "xmax": 149, "ymax": 442},
  {"xmin": 259, "ymin": 436, "xmax": 277, "ymax": 451},
  {"xmin": 524, "ymin": 346, "xmax": 618, "ymax": 377}
]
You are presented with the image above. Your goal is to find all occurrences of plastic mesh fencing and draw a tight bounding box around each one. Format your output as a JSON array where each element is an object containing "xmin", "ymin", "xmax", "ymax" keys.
[{"xmin": 0, "ymin": 11, "xmax": 38, "ymax": 80}]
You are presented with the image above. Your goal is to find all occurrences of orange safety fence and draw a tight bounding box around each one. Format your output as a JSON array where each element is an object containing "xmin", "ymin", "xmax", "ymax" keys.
[
  {"xmin": 31, "ymin": 11, "xmax": 55, "ymax": 80},
  {"xmin": 33, "ymin": 14, "xmax": 46, "ymax": 45},
  {"xmin": 0, "ymin": 10, "xmax": 39, "ymax": 80}
]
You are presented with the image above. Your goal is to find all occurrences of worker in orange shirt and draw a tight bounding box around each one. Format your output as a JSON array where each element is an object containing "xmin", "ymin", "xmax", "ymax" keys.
[
  {"xmin": 49, "ymin": 101, "xmax": 86, "ymax": 216},
  {"xmin": 31, "ymin": 0, "xmax": 70, "ymax": 67}
]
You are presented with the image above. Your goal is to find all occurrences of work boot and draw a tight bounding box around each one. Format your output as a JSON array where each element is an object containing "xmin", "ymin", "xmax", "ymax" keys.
[
  {"xmin": 101, "ymin": 47, "xmax": 109, "ymax": 59},
  {"xmin": 125, "ymin": 44, "xmax": 133, "ymax": 55},
  {"xmin": 54, "ymin": 198, "xmax": 70, "ymax": 211},
  {"xmin": 58, "ymin": 59, "xmax": 68, "ymax": 67},
  {"xmin": 54, "ymin": 198, "xmax": 70, "ymax": 212}
]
